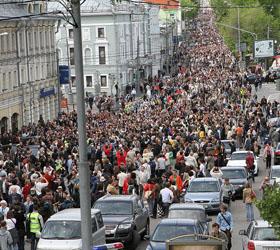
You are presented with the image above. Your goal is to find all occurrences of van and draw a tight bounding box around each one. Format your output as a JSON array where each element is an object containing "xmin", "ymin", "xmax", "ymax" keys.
[{"xmin": 37, "ymin": 208, "xmax": 105, "ymax": 250}]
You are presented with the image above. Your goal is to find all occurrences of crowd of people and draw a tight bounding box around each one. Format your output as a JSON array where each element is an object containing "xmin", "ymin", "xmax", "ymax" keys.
[{"xmin": 0, "ymin": 3, "xmax": 279, "ymax": 250}]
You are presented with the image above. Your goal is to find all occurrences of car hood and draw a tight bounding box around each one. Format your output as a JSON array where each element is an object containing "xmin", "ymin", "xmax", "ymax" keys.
[
  {"xmin": 102, "ymin": 215, "xmax": 133, "ymax": 225},
  {"xmin": 228, "ymin": 178, "xmax": 247, "ymax": 185},
  {"xmin": 185, "ymin": 192, "xmax": 220, "ymax": 202},
  {"xmin": 148, "ymin": 241, "xmax": 166, "ymax": 250},
  {"xmin": 37, "ymin": 238, "xmax": 81, "ymax": 250}
]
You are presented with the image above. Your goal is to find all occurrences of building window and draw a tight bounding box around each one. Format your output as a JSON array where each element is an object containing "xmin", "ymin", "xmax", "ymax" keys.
[
  {"xmin": 97, "ymin": 28, "xmax": 105, "ymax": 38},
  {"xmin": 100, "ymin": 75, "xmax": 107, "ymax": 88},
  {"xmin": 2, "ymin": 73, "xmax": 6, "ymax": 91},
  {"xmin": 86, "ymin": 76, "xmax": 93, "ymax": 87},
  {"xmin": 40, "ymin": 31, "xmax": 44, "ymax": 49},
  {"xmin": 68, "ymin": 29, "xmax": 74, "ymax": 39},
  {"xmin": 69, "ymin": 47, "xmax": 75, "ymax": 65},
  {"xmin": 28, "ymin": 31, "xmax": 33, "ymax": 50},
  {"xmin": 34, "ymin": 31, "xmax": 38, "ymax": 49},
  {"xmin": 98, "ymin": 46, "xmax": 106, "ymax": 65},
  {"xmin": 71, "ymin": 76, "xmax": 76, "ymax": 87},
  {"xmin": 84, "ymin": 48, "xmax": 91, "ymax": 65}
]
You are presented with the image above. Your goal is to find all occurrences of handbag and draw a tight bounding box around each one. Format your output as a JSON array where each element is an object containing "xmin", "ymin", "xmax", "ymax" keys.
[
  {"xmin": 144, "ymin": 190, "xmax": 152, "ymax": 200},
  {"xmin": 222, "ymin": 196, "xmax": 230, "ymax": 204},
  {"xmin": 251, "ymin": 190, "xmax": 256, "ymax": 200}
]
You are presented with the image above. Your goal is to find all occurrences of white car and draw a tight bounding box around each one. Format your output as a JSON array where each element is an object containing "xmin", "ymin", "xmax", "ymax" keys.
[
  {"xmin": 226, "ymin": 151, "xmax": 259, "ymax": 176},
  {"xmin": 239, "ymin": 220, "xmax": 280, "ymax": 250}
]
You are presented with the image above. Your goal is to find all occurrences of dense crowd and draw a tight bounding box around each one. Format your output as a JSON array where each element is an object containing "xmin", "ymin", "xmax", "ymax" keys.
[{"xmin": 0, "ymin": 4, "xmax": 279, "ymax": 250}]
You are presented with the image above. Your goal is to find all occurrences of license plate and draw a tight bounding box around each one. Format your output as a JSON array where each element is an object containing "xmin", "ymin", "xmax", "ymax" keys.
[{"xmin": 105, "ymin": 230, "xmax": 112, "ymax": 235}]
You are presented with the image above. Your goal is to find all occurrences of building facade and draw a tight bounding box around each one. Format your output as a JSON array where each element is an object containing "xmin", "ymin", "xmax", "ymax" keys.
[
  {"xmin": 50, "ymin": 0, "xmax": 161, "ymax": 98},
  {"xmin": 0, "ymin": 1, "xmax": 58, "ymax": 133}
]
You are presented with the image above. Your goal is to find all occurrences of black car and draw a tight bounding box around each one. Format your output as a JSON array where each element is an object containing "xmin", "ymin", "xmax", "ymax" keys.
[{"xmin": 94, "ymin": 194, "xmax": 149, "ymax": 248}]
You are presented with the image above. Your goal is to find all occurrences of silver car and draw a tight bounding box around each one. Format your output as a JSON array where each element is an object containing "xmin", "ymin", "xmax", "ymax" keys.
[
  {"xmin": 184, "ymin": 177, "xmax": 221, "ymax": 213},
  {"xmin": 168, "ymin": 203, "xmax": 211, "ymax": 234},
  {"xmin": 239, "ymin": 220, "xmax": 280, "ymax": 250}
]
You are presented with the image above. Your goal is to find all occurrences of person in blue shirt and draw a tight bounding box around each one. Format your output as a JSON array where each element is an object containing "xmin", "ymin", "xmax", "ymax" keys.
[{"xmin": 216, "ymin": 203, "xmax": 233, "ymax": 250}]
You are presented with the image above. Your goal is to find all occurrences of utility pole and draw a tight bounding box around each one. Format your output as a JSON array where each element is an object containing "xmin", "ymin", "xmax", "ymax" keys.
[
  {"xmin": 147, "ymin": 7, "xmax": 152, "ymax": 78},
  {"xmin": 237, "ymin": 7, "xmax": 241, "ymax": 62},
  {"xmin": 71, "ymin": 1, "xmax": 92, "ymax": 250},
  {"xmin": 267, "ymin": 24, "xmax": 270, "ymax": 39},
  {"xmin": 136, "ymin": 35, "xmax": 140, "ymax": 94},
  {"xmin": 56, "ymin": 49, "xmax": 61, "ymax": 114},
  {"xmin": 165, "ymin": 16, "xmax": 170, "ymax": 75}
]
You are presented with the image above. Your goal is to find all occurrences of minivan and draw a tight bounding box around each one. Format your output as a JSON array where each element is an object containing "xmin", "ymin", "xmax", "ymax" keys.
[{"xmin": 37, "ymin": 208, "xmax": 105, "ymax": 250}]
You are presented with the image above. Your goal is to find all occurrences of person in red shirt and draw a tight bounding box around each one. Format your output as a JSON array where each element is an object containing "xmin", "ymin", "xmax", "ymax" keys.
[
  {"xmin": 103, "ymin": 143, "xmax": 112, "ymax": 158},
  {"xmin": 246, "ymin": 152, "xmax": 255, "ymax": 182},
  {"xmin": 116, "ymin": 148, "xmax": 127, "ymax": 167},
  {"xmin": 169, "ymin": 170, "xmax": 183, "ymax": 192}
]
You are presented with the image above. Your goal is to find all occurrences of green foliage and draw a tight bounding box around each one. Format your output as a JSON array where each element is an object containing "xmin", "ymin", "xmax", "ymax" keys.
[
  {"xmin": 211, "ymin": 0, "xmax": 280, "ymax": 53},
  {"xmin": 259, "ymin": 0, "xmax": 280, "ymax": 18},
  {"xmin": 181, "ymin": 0, "xmax": 199, "ymax": 20},
  {"xmin": 255, "ymin": 186, "xmax": 280, "ymax": 238}
]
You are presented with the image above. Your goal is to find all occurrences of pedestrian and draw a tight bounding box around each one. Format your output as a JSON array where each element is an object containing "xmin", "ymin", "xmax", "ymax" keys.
[
  {"xmin": 245, "ymin": 152, "xmax": 255, "ymax": 182},
  {"xmin": 216, "ymin": 204, "xmax": 233, "ymax": 250},
  {"xmin": 263, "ymin": 143, "xmax": 272, "ymax": 169},
  {"xmin": 0, "ymin": 221, "xmax": 13, "ymax": 250},
  {"xmin": 221, "ymin": 178, "xmax": 235, "ymax": 205},
  {"xmin": 210, "ymin": 223, "xmax": 228, "ymax": 247},
  {"xmin": 159, "ymin": 182, "xmax": 173, "ymax": 217},
  {"xmin": 242, "ymin": 183, "xmax": 255, "ymax": 222},
  {"xmin": 26, "ymin": 205, "xmax": 44, "ymax": 250}
]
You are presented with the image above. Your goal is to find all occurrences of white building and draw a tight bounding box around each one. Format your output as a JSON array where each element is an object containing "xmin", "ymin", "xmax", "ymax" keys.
[
  {"xmin": 48, "ymin": 0, "xmax": 161, "ymax": 98},
  {"xmin": 0, "ymin": 1, "xmax": 59, "ymax": 132}
]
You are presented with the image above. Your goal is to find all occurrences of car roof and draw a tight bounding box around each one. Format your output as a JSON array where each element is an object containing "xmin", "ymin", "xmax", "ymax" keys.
[
  {"xmin": 253, "ymin": 220, "xmax": 272, "ymax": 228},
  {"xmin": 271, "ymin": 165, "xmax": 280, "ymax": 169},
  {"xmin": 96, "ymin": 194, "xmax": 137, "ymax": 202},
  {"xmin": 232, "ymin": 151, "xmax": 252, "ymax": 154},
  {"xmin": 169, "ymin": 203, "xmax": 205, "ymax": 211},
  {"xmin": 47, "ymin": 208, "xmax": 100, "ymax": 221},
  {"xmin": 191, "ymin": 177, "xmax": 219, "ymax": 182},
  {"xmin": 221, "ymin": 166, "xmax": 246, "ymax": 170},
  {"xmin": 221, "ymin": 140, "xmax": 234, "ymax": 142},
  {"xmin": 159, "ymin": 218, "xmax": 198, "ymax": 226}
]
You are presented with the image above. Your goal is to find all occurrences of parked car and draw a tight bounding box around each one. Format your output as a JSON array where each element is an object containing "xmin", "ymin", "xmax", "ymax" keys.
[
  {"xmin": 239, "ymin": 220, "xmax": 280, "ymax": 250},
  {"xmin": 184, "ymin": 177, "xmax": 221, "ymax": 213},
  {"xmin": 221, "ymin": 166, "xmax": 248, "ymax": 198},
  {"xmin": 274, "ymin": 143, "xmax": 280, "ymax": 165},
  {"xmin": 269, "ymin": 165, "xmax": 280, "ymax": 185},
  {"xmin": 37, "ymin": 208, "xmax": 105, "ymax": 250},
  {"xmin": 146, "ymin": 219, "xmax": 205, "ymax": 250},
  {"xmin": 93, "ymin": 195, "xmax": 149, "ymax": 248},
  {"xmin": 227, "ymin": 151, "xmax": 259, "ymax": 176},
  {"xmin": 221, "ymin": 140, "xmax": 236, "ymax": 160},
  {"xmin": 168, "ymin": 203, "xmax": 212, "ymax": 233}
]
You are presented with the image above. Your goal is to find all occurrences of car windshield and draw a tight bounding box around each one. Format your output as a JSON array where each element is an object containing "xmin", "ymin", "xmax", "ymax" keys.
[
  {"xmin": 169, "ymin": 210, "xmax": 206, "ymax": 221},
  {"xmin": 231, "ymin": 153, "xmax": 249, "ymax": 160},
  {"xmin": 189, "ymin": 181, "xmax": 219, "ymax": 193},
  {"xmin": 94, "ymin": 201, "xmax": 132, "ymax": 215},
  {"xmin": 152, "ymin": 225, "xmax": 195, "ymax": 242},
  {"xmin": 222, "ymin": 169, "xmax": 246, "ymax": 179},
  {"xmin": 253, "ymin": 227, "xmax": 279, "ymax": 241},
  {"xmin": 222, "ymin": 142, "xmax": 232, "ymax": 150},
  {"xmin": 41, "ymin": 221, "xmax": 81, "ymax": 239},
  {"xmin": 271, "ymin": 169, "xmax": 280, "ymax": 179}
]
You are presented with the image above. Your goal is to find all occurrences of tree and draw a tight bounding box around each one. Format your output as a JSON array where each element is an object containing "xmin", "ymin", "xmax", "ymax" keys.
[
  {"xmin": 181, "ymin": 0, "xmax": 199, "ymax": 20},
  {"xmin": 255, "ymin": 186, "xmax": 280, "ymax": 237},
  {"xmin": 259, "ymin": 0, "xmax": 280, "ymax": 18}
]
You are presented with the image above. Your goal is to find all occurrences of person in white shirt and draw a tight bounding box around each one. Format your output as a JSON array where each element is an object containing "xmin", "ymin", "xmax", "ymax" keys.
[
  {"xmin": 160, "ymin": 182, "xmax": 174, "ymax": 217},
  {"xmin": 157, "ymin": 154, "xmax": 166, "ymax": 177},
  {"xmin": 35, "ymin": 176, "xmax": 49, "ymax": 196},
  {"xmin": 0, "ymin": 200, "xmax": 9, "ymax": 218},
  {"xmin": 210, "ymin": 167, "xmax": 223, "ymax": 179},
  {"xmin": 117, "ymin": 168, "xmax": 127, "ymax": 194}
]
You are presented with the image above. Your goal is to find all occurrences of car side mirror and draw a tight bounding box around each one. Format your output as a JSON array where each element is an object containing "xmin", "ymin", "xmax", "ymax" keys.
[
  {"xmin": 144, "ymin": 235, "xmax": 150, "ymax": 240},
  {"xmin": 206, "ymin": 218, "xmax": 212, "ymax": 222},
  {"xmin": 239, "ymin": 230, "xmax": 247, "ymax": 236}
]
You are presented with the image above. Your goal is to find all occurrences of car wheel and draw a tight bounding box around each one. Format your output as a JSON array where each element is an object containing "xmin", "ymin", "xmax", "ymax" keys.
[
  {"xmin": 142, "ymin": 220, "xmax": 150, "ymax": 239},
  {"xmin": 126, "ymin": 229, "xmax": 140, "ymax": 250}
]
